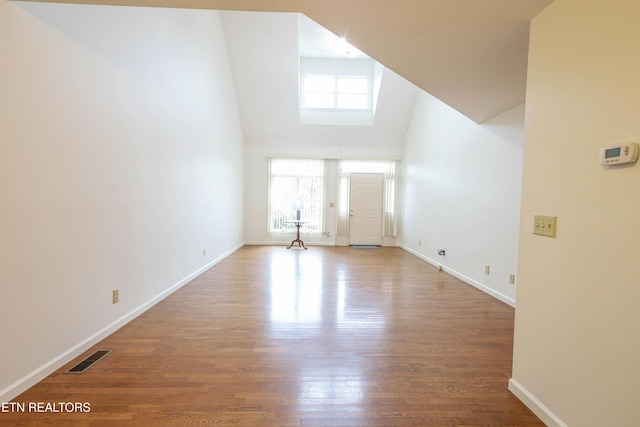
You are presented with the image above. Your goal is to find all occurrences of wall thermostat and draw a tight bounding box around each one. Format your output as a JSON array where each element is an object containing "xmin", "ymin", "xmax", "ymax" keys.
[{"xmin": 599, "ymin": 142, "xmax": 639, "ymax": 166}]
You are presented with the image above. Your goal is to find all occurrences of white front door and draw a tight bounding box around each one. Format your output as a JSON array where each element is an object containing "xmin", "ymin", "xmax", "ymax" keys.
[{"xmin": 349, "ymin": 173, "xmax": 383, "ymax": 246}]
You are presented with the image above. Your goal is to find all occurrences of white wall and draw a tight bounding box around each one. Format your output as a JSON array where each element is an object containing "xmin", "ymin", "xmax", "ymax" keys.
[
  {"xmin": 400, "ymin": 92, "xmax": 525, "ymax": 306},
  {"xmin": 0, "ymin": 2, "xmax": 244, "ymax": 401},
  {"xmin": 510, "ymin": 1, "xmax": 640, "ymax": 426}
]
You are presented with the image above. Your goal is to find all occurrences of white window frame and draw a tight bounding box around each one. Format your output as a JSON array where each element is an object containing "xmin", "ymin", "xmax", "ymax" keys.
[
  {"xmin": 302, "ymin": 74, "xmax": 371, "ymax": 111},
  {"xmin": 268, "ymin": 158, "xmax": 325, "ymax": 235},
  {"xmin": 299, "ymin": 58, "xmax": 378, "ymax": 126}
]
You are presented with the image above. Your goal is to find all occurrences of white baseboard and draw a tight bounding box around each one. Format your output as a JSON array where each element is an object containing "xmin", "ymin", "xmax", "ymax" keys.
[
  {"xmin": 244, "ymin": 240, "xmax": 334, "ymax": 247},
  {"xmin": 400, "ymin": 245, "xmax": 515, "ymax": 307},
  {"xmin": 508, "ymin": 378, "xmax": 567, "ymax": 427},
  {"xmin": 0, "ymin": 243, "xmax": 243, "ymax": 403}
]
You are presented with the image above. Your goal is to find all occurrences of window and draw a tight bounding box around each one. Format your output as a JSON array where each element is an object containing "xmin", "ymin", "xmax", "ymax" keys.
[
  {"xmin": 302, "ymin": 75, "xmax": 370, "ymax": 110},
  {"xmin": 299, "ymin": 57, "xmax": 381, "ymax": 126},
  {"xmin": 268, "ymin": 158, "xmax": 324, "ymax": 234}
]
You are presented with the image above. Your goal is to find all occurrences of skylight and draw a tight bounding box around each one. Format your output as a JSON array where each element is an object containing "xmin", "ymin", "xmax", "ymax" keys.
[{"xmin": 298, "ymin": 15, "xmax": 382, "ymax": 126}]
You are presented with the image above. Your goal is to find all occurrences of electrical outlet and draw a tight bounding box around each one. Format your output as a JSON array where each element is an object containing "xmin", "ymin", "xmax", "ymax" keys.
[
  {"xmin": 203, "ymin": 249, "xmax": 206, "ymax": 256},
  {"xmin": 533, "ymin": 215, "xmax": 557, "ymax": 238},
  {"xmin": 509, "ymin": 274, "xmax": 516, "ymax": 285},
  {"xmin": 418, "ymin": 240, "xmax": 421, "ymax": 246},
  {"xmin": 485, "ymin": 265, "xmax": 490, "ymax": 275},
  {"xmin": 112, "ymin": 289, "xmax": 119, "ymax": 304}
]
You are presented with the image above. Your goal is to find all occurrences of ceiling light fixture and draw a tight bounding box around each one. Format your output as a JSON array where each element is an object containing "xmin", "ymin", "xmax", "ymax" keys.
[{"xmin": 333, "ymin": 36, "xmax": 355, "ymax": 56}]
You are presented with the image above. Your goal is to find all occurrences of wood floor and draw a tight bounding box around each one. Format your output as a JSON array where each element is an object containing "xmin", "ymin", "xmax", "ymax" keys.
[{"xmin": 4, "ymin": 246, "xmax": 544, "ymax": 426}]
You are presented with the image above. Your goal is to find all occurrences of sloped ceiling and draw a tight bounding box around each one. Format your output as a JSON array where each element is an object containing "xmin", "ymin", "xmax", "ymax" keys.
[
  {"xmin": 15, "ymin": 0, "xmax": 553, "ymax": 123},
  {"xmin": 221, "ymin": 11, "xmax": 419, "ymax": 148}
]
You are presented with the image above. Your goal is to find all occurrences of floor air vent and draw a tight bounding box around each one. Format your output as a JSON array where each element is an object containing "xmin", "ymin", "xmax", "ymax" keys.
[{"xmin": 65, "ymin": 350, "xmax": 112, "ymax": 374}]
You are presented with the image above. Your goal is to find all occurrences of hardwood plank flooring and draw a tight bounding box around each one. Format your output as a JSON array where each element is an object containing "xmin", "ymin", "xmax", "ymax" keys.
[{"xmin": 3, "ymin": 246, "xmax": 543, "ymax": 426}]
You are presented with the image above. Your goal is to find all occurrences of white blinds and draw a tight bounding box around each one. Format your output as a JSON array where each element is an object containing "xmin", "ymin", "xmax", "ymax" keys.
[{"xmin": 268, "ymin": 158, "xmax": 324, "ymax": 235}]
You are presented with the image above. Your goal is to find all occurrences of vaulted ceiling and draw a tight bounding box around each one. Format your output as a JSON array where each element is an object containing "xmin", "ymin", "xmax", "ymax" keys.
[
  {"xmin": 221, "ymin": 11, "xmax": 420, "ymax": 149},
  {"xmin": 16, "ymin": 0, "xmax": 553, "ymax": 123}
]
